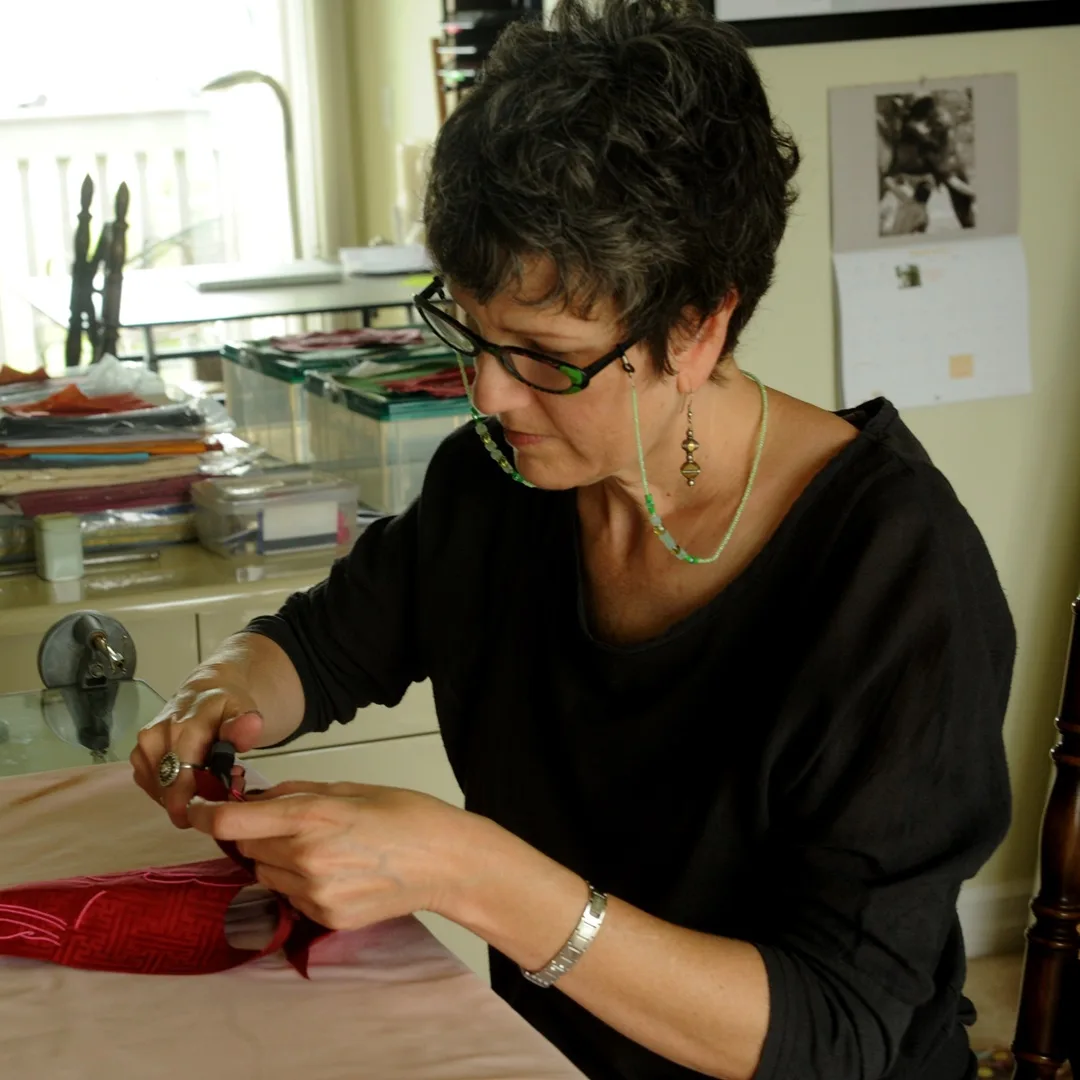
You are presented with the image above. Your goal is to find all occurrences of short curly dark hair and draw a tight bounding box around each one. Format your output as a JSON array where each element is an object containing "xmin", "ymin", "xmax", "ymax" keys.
[{"xmin": 423, "ymin": 0, "xmax": 800, "ymax": 374}]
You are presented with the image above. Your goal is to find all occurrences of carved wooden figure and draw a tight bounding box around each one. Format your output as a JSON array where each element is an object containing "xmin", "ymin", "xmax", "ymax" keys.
[
  {"xmin": 96, "ymin": 182, "xmax": 129, "ymax": 361},
  {"xmin": 64, "ymin": 174, "xmax": 129, "ymax": 366},
  {"xmin": 65, "ymin": 175, "xmax": 97, "ymax": 367},
  {"xmin": 1011, "ymin": 599, "xmax": 1080, "ymax": 1078}
]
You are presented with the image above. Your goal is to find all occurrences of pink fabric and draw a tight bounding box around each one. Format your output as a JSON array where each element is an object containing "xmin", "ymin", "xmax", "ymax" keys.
[
  {"xmin": 383, "ymin": 367, "xmax": 470, "ymax": 399},
  {"xmin": 0, "ymin": 763, "xmax": 585, "ymax": 1080},
  {"xmin": 270, "ymin": 328, "xmax": 424, "ymax": 352}
]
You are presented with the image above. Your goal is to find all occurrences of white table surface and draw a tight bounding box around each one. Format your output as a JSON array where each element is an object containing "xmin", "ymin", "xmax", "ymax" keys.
[{"xmin": 22, "ymin": 266, "xmax": 427, "ymax": 330}]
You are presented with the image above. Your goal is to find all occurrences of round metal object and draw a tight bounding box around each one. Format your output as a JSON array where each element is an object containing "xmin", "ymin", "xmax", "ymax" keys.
[
  {"xmin": 37, "ymin": 611, "xmax": 135, "ymax": 689},
  {"xmin": 157, "ymin": 751, "xmax": 201, "ymax": 788}
]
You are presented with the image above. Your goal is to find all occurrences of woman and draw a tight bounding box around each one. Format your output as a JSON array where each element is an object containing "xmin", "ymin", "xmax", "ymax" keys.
[{"xmin": 133, "ymin": 3, "xmax": 1013, "ymax": 1078}]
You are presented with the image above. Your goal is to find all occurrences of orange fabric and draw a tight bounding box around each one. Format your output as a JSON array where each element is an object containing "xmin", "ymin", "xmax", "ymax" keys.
[
  {"xmin": 0, "ymin": 366, "xmax": 49, "ymax": 386},
  {"xmin": 4, "ymin": 384, "xmax": 154, "ymax": 417}
]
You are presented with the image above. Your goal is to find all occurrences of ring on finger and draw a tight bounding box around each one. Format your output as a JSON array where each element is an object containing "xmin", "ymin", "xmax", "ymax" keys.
[{"xmin": 157, "ymin": 750, "xmax": 202, "ymax": 788}]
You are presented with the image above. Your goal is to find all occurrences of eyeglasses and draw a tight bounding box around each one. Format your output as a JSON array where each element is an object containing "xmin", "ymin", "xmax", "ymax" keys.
[{"xmin": 413, "ymin": 276, "xmax": 636, "ymax": 395}]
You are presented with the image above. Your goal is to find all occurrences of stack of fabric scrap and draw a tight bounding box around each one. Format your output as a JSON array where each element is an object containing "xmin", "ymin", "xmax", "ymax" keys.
[
  {"xmin": 275, "ymin": 327, "xmax": 471, "ymax": 420},
  {"xmin": 324, "ymin": 342, "xmax": 472, "ymax": 418},
  {"xmin": 220, "ymin": 328, "xmax": 467, "ymax": 466},
  {"xmin": 0, "ymin": 360, "xmax": 260, "ymax": 567},
  {"xmin": 297, "ymin": 338, "xmax": 473, "ymax": 516},
  {"xmin": 268, "ymin": 327, "xmax": 427, "ymax": 355}
]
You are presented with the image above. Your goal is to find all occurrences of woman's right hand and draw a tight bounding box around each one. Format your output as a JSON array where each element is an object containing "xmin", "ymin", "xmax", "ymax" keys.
[{"xmin": 131, "ymin": 675, "xmax": 266, "ymax": 828}]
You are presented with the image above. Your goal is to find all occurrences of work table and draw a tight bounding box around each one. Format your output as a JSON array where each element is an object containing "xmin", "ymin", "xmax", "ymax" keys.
[
  {"xmin": 0, "ymin": 540, "xmax": 486, "ymax": 978},
  {"xmin": 0, "ymin": 762, "xmax": 581, "ymax": 1079}
]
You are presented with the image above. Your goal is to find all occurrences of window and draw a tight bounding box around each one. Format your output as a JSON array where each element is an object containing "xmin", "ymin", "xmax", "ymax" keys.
[{"xmin": 0, "ymin": 0, "xmax": 294, "ymax": 370}]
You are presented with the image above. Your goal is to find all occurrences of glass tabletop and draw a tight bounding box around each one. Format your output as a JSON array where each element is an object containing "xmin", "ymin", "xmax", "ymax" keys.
[{"xmin": 0, "ymin": 680, "xmax": 165, "ymax": 779}]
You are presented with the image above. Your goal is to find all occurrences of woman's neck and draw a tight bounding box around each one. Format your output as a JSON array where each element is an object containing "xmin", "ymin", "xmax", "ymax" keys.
[{"xmin": 594, "ymin": 368, "xmax": 765, "ymax": 537}]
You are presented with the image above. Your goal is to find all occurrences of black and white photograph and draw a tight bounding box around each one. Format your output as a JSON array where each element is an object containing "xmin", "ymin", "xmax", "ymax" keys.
[
  {"xmin": 829, "ymin": 73, "xmax": 1017, "ymax": 255},
  {"xmin": 876, "ymin": 88, "xmax": 976, "ymax": 237}
]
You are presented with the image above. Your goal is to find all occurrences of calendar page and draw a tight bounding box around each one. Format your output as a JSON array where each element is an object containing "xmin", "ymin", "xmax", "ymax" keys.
[
  {"xmin": 828, "ymin": 73, "xmax": 1030, "ymax": 409},
  {"xmin": 834, "ymin": 238, "xmax": 1031, "ymax": 409}
]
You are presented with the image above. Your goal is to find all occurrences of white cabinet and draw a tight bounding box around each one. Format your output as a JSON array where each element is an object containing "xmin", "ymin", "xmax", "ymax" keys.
[
  {"xmin": 250, "ymin": 730, "xmax": 461, "ymax": 797},
  {"xmin": 196, "ymin": 604, "xmax": 440, "ymax": 754}
]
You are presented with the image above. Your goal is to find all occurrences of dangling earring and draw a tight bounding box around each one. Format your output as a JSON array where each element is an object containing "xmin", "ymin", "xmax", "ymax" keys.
[{"xmin": 680, "ymin": 397, "xmax": 701, "ymax": 487}]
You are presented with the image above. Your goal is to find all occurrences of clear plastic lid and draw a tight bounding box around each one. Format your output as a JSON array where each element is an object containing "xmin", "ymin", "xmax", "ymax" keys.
[{"xmin": 192, "ymin": 468, "xmax": 356, "ymax": 511}]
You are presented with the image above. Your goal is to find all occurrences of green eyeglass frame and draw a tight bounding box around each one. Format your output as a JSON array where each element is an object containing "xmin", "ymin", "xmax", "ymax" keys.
[{"xmin": 413, "ymin": 276, "xmax": 636, "ymax": 395}]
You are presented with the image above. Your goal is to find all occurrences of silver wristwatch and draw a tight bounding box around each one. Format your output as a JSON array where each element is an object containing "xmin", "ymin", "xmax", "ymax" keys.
[{"xmin": 521, "ymin": 884, "xmax": 608, "ymax": 989}]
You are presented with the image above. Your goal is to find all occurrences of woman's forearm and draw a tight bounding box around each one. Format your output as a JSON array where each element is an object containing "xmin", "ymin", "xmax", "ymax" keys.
[
  {"xmin": 442, "ymin": 817, "xmax": 769, "ymax": 1080},
  {"xmin": 181, "ymin": 631, "xmax": 306, "ymax": 747}
]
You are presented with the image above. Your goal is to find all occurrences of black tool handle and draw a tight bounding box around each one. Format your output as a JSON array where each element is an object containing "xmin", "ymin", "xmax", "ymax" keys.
[{"xmin": 206, "ymin": 740, "xmax": 238, "ymax": 792}]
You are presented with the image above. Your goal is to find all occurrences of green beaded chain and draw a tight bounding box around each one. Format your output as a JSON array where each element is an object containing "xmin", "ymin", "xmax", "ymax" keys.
[
  {"xmin": 456, "ymin": 352, "xmax": 535, "ymax": 487},
  {"xmin": 629, "ymin": 369, "xmax": 768, "ymax": 565},
  {"xmin": 455, "ymin": 352, "xmax": 768, "ymax": 564}
]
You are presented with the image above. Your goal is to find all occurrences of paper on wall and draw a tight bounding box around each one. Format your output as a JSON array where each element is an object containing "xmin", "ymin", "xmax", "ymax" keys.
[
  {"xmin": 828, "ymin": 73, "xmax": 1031, "ymax": 409},
  {"xmin": 834, "ymin": 235, "xmax": 1030, "ymax": 409}
]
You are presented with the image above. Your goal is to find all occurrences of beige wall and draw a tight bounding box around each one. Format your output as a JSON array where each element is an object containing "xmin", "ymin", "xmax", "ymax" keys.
[
  {"xmin": 349, "ymin": 0, "xmax": 442, "ymax": 244},
  {"xmin": 350, "ymin": 7, "xmax": 1080, "ymax": 897},
  {"xmin": 746, "ymin": 24, "xmax": 1080, "ymax": 894}
]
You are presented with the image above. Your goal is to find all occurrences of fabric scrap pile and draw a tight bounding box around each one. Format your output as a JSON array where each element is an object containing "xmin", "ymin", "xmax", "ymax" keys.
[{"xmin": 0, "ymin": 360, "xmax": 259, "ymax": 567}]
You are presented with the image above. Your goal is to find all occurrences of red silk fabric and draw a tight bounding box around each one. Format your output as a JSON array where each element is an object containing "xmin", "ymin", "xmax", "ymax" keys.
[{"xmin": 0, "ymin": 768, "xmax": 329, "ymax": 977}]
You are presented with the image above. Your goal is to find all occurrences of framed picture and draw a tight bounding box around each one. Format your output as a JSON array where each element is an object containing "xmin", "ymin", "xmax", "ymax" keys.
[{"xmin": 710, "ymin": 1, "xmax": 1080, "ymax": 47}]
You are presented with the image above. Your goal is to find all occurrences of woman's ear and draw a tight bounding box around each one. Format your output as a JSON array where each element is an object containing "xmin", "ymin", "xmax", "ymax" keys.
[{"xmin": 673, "ymin": 293, "xmax": 738, "ymax": 395}]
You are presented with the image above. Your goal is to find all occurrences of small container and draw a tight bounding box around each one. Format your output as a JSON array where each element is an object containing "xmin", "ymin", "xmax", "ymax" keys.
[
  {"xmin": 34, "ymin": 513, "xmax": 84, "ymax": 581},
  {"xmin": 192, "ymin": 469, "xmax": 358, "ymax": 559}
]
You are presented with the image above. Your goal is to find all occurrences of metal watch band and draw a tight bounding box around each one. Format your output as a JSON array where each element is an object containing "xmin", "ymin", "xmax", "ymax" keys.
[{"xmin": 520, "ymin": 884, "xmax": 608, "ymax": 989}]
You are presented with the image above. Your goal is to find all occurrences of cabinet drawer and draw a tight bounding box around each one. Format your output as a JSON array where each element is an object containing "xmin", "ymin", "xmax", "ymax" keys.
[
  {"xmin": 243, "ymin": 680, "xmax": 439, "ymax": 756},
  {"xmin": 198, "ymin": 605, "xmax": 439, "ymax": 751},
  {"xmin": 248, "ymin": 730, "xmax": 461, "ymax": 803},
  {"xmin": 196, "ymin": 600, "xmax": 294, "ymax": 660}
]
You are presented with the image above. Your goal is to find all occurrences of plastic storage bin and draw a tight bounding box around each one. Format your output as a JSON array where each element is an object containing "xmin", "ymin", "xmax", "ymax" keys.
[
  {"xmin": 221, "ymin": 344, "xmax": 359, "ymax": 464},
  {"xmin": 192, "ymin": 469, "xmax": 358, "ymax": 558},
  {"xmin": 304, "ymin": 372, "xmax": 470, "ymax": 515}
]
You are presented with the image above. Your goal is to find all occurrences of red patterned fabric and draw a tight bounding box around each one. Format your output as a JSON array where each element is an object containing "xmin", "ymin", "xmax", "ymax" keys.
[
  {"xmin": 0, "ymin": 769, "xmax": 329, "ymax": 977},
  {"xmin": 0, "ymin": 860, "xmax": 266, "ymax": 975}
]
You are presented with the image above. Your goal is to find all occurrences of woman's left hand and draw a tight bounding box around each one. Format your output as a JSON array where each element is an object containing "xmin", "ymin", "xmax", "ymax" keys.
[{"xmin": 186, "ymin": 781, "xmax": 480, "ymax": 930}]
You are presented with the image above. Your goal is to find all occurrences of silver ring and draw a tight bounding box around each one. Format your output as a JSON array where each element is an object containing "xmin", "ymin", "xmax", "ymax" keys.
[{"xmin": 157, "ymin": 751, "xmax": 201, "ymax": 788}]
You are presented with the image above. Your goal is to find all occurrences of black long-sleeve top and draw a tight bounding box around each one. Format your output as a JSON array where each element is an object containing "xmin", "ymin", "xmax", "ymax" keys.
[{"xmin": 248, "ymin": 398, "xmax": 1014, "ymax": 1080}]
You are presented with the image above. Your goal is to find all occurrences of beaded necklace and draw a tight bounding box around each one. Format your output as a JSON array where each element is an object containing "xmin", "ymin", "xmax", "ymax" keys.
[
  {"xmin": 630, "ymin": 369, "xmax": 768, "ymax": 565},
  {"xmin": 455, "ymin": 353, "xmax": 768, "ymax": 565}
]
